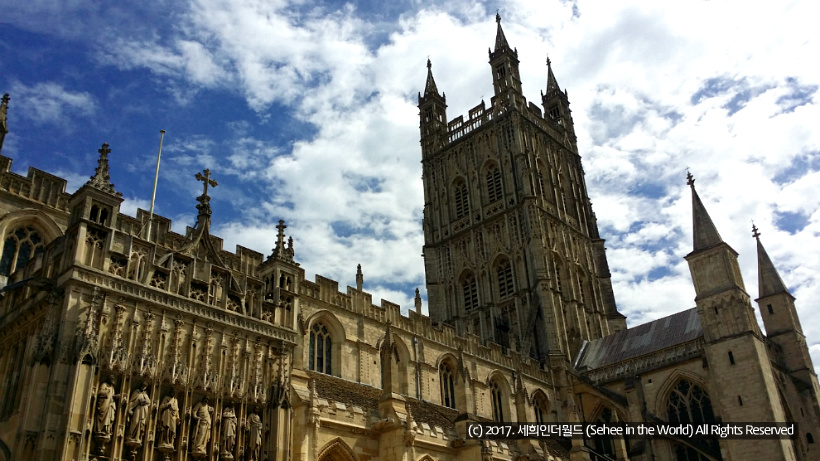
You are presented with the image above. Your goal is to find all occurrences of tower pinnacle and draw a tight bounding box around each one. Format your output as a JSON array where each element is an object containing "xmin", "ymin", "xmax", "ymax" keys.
[
  {"xmin": 423, "ymin": 59, "xmax": 440, "ymax": 97},
  {"xmin": 0, "ymin": 93, "xmax": 9, "ymax": 153},
  {"xmin": 86, "ymin": 143, "xmax": 122, "ymax": 197},
  {"xmin": 494, "ymin": 13, "xmax": 510, "ymax": 52},
  {"xmin": 754, "ymin": 225, "xmax": 790, "ymax": 298},
  {"xmin": 687, "ymin": 172, "xmax": 722, "ymax": 251}
]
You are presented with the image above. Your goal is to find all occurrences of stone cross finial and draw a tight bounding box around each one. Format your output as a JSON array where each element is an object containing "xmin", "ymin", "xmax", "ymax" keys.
[
  {"xmin": 686, "ymin": 170, "xmax": 695, "ymax": 187},
  {"xmin": 752, "ymin": 221, "xmax": 761, "ymax": 240},
  {"xmin": 195, "ymin": 169, "xmax": 218, "ymax": 196},
  {"xmin": 194, "ymin": 169, "xmax": 218, "ymax": 217}
]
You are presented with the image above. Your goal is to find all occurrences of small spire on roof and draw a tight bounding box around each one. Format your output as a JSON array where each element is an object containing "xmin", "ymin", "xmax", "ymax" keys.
[{"xmin": 86, "ymin": 143, "xmax": 122, "ymax": 197}]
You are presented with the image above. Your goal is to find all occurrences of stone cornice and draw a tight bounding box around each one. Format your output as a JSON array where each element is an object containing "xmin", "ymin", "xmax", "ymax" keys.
[
  {"xmin": 581, "ymin": 338, "xmax": 705, "ymax": 385},
  {"xmin": 69, "ymin": 267, "xmax": 296, "ymax": 344}
]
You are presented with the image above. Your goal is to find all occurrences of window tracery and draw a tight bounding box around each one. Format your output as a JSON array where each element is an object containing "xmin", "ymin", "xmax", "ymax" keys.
[
  {"xmin": 486, "ymin": 165, "xmax": 502, "ymax": 203},
  {"xmin": 462, "ymin": 274, "xmax": 478, "ymax": 311},
  {"xmin": 309, "ymin": 322, "xmax": 332, "ymax": 375},
  {"xmin": 454, "ymin": 179, "xmax": 469, "ymax": 219},
  {"xmin": 440, "ymin": 362, "xmax": 456, "ymax": 409},
  {"xmin": 490, "ymin": 379, "xmax": 504, "ymax": 422},
  {"xmin": 0, "ymin": 226, "xmax": 44, "ymax": 276}
]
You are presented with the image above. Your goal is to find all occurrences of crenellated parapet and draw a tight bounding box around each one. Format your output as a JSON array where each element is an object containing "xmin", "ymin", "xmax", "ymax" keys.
[{"xmin": 0, "ymin": 154, "xmax": 71, "ymax": 215}]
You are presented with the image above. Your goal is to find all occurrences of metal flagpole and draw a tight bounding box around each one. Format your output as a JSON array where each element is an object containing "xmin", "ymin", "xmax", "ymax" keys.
[{"xmin": 145, "ymin": 129, "xmax": 165, "ymax": 241}]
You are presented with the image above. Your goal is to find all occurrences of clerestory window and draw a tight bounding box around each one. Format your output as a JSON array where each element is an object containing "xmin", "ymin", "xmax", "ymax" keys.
[{"xmin": 309, "ymin": 322, "xmax": 333, "ymax": 375}]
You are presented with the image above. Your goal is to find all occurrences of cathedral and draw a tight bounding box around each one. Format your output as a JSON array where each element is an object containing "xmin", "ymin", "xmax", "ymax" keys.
[{"xmin": 0, "ymin": 16, "xmax": 818, "ymax": 461}]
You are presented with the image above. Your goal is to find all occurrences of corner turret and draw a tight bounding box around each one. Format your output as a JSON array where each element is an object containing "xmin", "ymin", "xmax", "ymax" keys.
[
  {"xmin": 541, "ymin": 59, "xmax": 575, "ymax": 137},
  {"xmin": 488, "ymin": 14, "xmax": 524, "ymax": 110},
  {"xmin": 418, "ymin": 59, "xmax": 448, "ymax": 159}
]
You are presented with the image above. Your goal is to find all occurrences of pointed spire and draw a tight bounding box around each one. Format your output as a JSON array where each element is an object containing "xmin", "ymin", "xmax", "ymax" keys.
[
  {"xmin": 356, "ymin": 263, "xmax": 363, "ymax": 291},
  {"xmin": 86, "ymin": 143, "xmax": 122, "ymax": 197},
  {"xmin": 414, "ymin": 288, "xmax": 422, "ymax": 314},
  {"xmin": 423, "ymin": 58, "xmax": 440, "ymax": 97},
  {"xmin": 545, "ymin": 57, "xmax": 561, "ymax": 95},
  {"xmin": 0, "ymin": 93, "xmax": 9, "ymax": 153},
  {"xmin": 687, "ymin": 172, "xmax": 723, "ymax": 251},
  {"xmin": 753, "ymin": 225, "xmax": 790, "ymax": 298},
  {"xmin": 494, "ymin": 12, "xmax": 510, "ymax": 52}
]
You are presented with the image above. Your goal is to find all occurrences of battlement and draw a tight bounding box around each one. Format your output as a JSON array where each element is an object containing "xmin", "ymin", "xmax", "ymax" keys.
[
  {"xmin": 0, "ymin": 154, "xmax": 71, "ymax": 213},
  {"xmin": 297, "ymin": 271, "xmax": 550, "ymax": 381}
]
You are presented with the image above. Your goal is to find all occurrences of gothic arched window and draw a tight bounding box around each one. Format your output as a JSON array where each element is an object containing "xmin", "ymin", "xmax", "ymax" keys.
[
  {"xmin": 309, "ymin": 322, "xmax": 333, "ymax": 375},
  {"xmin": 462, "ymin": 273, "xmax": 478, "ymax": 311},
  {"xmin": 490, "ymin": 379, "xmax": 505, "ymax": 422},
  {"xmin": 496, "ymin": 258, "xmax": 514, "ymax": 299},
  {"xmin": 486, "ymin": 165, "xmax": 502, "ymax": 203},
  {"xmin": 453, "ymin": 179, "xmax": 469, "ymax": 219},
  {"xmin": 533, "ymin": 392, "xmax": 549, "ymax": 424},
  {"xmin": 440, "ymin": 362, "xmax": 456, "ymax": 409},
  {"xmin": 667, "ymin": 380, "xmax": 715, "ymax": 424},
  {"xmin": 0, "ymin": 226, "xmax": 44, "ymax": 276},
  {"xmin": 667, "ymin": 380, "xmax": 721, "ymax": 461},
  {"xmin": 592, "ymin": 407, "xmax": 617, "ymax": 458}
]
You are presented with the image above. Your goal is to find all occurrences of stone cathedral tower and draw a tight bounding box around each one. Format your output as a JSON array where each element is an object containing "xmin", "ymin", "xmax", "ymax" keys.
[{"xmin": 419, "ymin": 14, "xmax": 625, "ymax": 364}]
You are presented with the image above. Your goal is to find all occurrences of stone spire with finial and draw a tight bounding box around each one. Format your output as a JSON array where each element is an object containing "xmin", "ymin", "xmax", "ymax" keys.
[
  {"xmin": 86, "ymin": 143, "xmax": 122, "ymax": 197},
  {"xmin": 356, "ymin": 264, "xmax": 363, "ymax": 291},
  {"xmin": 271, "ymin": 220, "xmax": 295, "ymax": 262},
  {"xmin": 753, "ymin": 223, "xmax": 789, "ymax": 298},
  {"xmin": 0, "ymin": 93, "xmax": 9, "ymax": 153},
  {"xmin": 687, "ymin": 171, "xmax": 722, "ymax": 251}
]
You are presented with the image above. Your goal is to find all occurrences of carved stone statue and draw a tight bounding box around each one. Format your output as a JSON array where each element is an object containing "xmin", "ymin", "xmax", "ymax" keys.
[
  {"xmin": 95, "ymin": 377, "xmax": 117, "ymax": 440},
  {"xmin": 247, "ymin": 409, "xmax": 263, "ymax": 461},
  {"xmin": 191, "ymin": 396, "xmax": 214, "ymax": 456},
  {"xmin": 157, "ymin": 389, "xmax": 180, "ymax": 448},
  {"xmin": 220, "ymin": 405, "xmax": 238, "ymax": 458},
  {"xmin": 125, "ymin": 382, "xmax": 151, "ymax": 445}
]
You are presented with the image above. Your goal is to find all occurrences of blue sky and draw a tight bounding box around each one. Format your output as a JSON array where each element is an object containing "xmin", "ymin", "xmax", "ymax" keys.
[{"xmin": 2, "ymin": 0, "xmax": 819, "ymax": 372}]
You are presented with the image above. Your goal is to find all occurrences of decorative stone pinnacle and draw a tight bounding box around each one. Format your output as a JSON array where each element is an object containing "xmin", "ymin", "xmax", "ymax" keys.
[
  {"xmin": 496, "ymin": 11, "xmax": 501, "ymax": 23},
  {"xmin": 194, "ymin": 168, "xmax": 218, "ymax": 217},
  {"xmin": 86, "ymin": 142, "xmax": 122, "ymax": 197},
  {"xmin": 271, "ymin": 219, "xmax": 294, "ymax": 261}
]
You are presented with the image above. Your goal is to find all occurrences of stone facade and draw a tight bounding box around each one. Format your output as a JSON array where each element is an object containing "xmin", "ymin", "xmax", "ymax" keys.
[{"xmin": 0, "ymin": 17, "xmax": 818, "ymax": 461}]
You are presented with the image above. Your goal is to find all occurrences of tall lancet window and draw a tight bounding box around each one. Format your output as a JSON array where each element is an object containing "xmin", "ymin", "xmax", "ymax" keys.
[
  {"xmin": 309, "ymin": 322, "xmax": 333, "ymax": 375},
  {"xmin": 486, "ymin": 165, "xmax": 502, "ymax": 203},
  {"xmin": 440, "ymin": 362, "xmax": 456, "ymax": 409},
  {"xmin": 454, "ymin": 179, "xmax": 469, "ymax": 219},
  {"xmin": 462, "ymin": 273, "xmax": 479, "ymax": 311},
  {"xmin": 490, "ymin": 379, "xmax": 504, "ymax": 422},
  {"xmin": 496, "ymin": 258, "xmax": 514, "ymax": 299}
]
